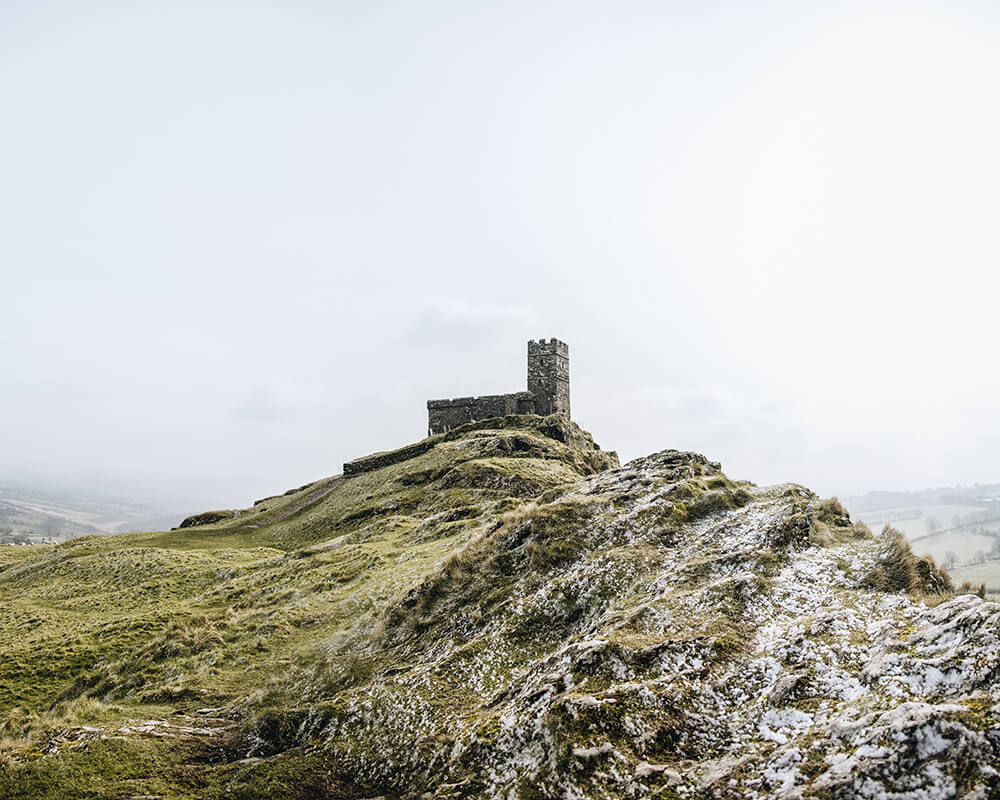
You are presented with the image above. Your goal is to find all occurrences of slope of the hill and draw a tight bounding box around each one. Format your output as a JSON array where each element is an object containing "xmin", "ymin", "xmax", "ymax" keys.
[{"xmin": 0, "ymin": 415, "xmax": 997, "ymax": 799}]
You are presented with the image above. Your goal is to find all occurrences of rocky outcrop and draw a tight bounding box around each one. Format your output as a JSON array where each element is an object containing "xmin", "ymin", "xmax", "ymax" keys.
[
  {"xmin": 252, "ymin": 443, "xmax": 1000, "ymax": 798},
  {"xmin": 343, "ymin": 413, "xmax": 619, "ymax": 476},
  {"xmin": 175, "ymin": 509, "xmax": 235, "ymax": 528}
]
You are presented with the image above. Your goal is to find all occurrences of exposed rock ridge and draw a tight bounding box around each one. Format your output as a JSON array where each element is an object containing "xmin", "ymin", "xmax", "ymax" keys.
[
  {"xmin": 343, "ymin": 413, "xmax": 619, "ymax": 476},
  {"xmin": 245, "ymin": 440, "xmax": 1000, "ymax": 798}
]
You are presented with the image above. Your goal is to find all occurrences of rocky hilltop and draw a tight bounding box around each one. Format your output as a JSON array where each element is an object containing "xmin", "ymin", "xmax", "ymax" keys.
[{"xmin": 0, "ymin": 416, "xmax": 998, "ymax": 799}]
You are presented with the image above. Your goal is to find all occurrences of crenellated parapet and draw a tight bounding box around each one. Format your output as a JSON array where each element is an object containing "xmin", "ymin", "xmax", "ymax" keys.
[{"xmin": 527, "ymin": 337, "xmax": 569, "ymax": 354}]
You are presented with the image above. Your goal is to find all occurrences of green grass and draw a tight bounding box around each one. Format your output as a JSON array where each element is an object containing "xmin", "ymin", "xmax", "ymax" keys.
[{"xmin": 0, "ymin": 415, "xmax": 621, "ymax": 797}]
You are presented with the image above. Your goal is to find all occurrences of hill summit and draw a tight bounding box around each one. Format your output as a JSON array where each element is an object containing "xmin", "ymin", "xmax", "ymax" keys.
[{"xmin": 1, "ymin": 415, "xmax": 998, "ymax": 799}]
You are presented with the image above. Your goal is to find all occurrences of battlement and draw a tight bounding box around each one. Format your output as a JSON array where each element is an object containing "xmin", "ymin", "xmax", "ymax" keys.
[
  {"xmin": 528, "ymin": 338, "xmax": 569, "ymax": 356},
  {"xmin": 424, "ymin": 339, "xmax": 570, "ymax": 436}
]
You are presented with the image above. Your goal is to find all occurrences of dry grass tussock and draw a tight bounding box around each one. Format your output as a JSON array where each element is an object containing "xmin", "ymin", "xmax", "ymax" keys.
[
  {"xmin": 809, "ymin": 498, "xmax": 872, "ymax": 547},
  {"xmin": 865, "ymin": 526, "xmax": 953, "ymax": 595}
]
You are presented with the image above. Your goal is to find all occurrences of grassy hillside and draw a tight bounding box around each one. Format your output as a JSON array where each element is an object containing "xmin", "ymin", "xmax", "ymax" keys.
[
  {"xmin": 0, "ymin": 416, "xmax": 617, "ymax": 797},
  {"xmin": 1, "ymin": 415, "xmax": 997, "ymax": 799}
]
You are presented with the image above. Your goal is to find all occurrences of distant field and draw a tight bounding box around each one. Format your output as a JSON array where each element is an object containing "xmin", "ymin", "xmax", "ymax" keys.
[
  {"xmin": 908, "ymin": 531, "xmax": 997, "ymax": 566},
  {"xmin": 842, "ymin": 489, "xmax": 1000, "ymax": 595},
  {"xmin": 845, "ymin": 502, "xmax": 1000, "ymax": 566},
  {"xmin": 853, "ymin": 504, "xmax": 986, "ymax": 536},
  {"xmin": 948, "ymin": 560, "xmax": 1000, "ymax": 593},
  {"xmin": 852, "ymin": 508, "xmax": 1000, "ymax": 594}
]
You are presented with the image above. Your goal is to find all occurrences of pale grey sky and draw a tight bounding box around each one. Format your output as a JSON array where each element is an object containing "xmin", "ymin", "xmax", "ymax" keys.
[{"xmin": 3, "ymin": 1, "xmax": 1000, "ymax": 510}]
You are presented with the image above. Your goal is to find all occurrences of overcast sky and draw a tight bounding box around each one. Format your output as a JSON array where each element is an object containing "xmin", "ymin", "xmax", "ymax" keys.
[{"xmin": 3, "ymin": 1, "xmax": 1000, "ymax": 511}]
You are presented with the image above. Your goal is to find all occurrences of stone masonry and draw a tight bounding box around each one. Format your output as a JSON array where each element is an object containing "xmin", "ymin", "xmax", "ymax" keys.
[{"xmin": 426, "ymin": 339, "xmax": 570, "ymax": 435}]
